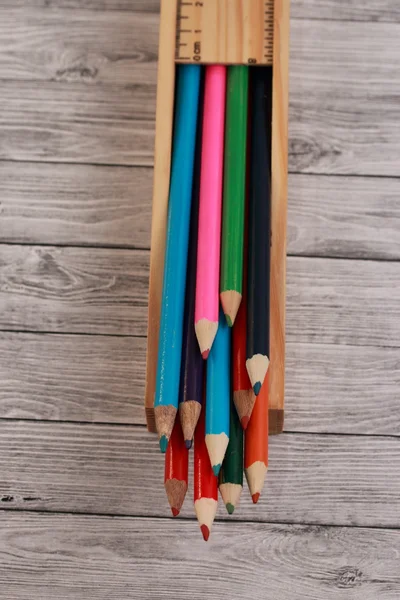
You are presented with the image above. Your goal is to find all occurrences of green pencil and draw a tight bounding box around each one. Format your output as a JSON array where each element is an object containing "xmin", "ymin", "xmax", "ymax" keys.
[
  {"xmin": 219, "ymin": 396, "xmax": 244, "ymax": 514},
  {"xmin": 220, "ymin": 65, "xmax": 249, "ymax": 327}
]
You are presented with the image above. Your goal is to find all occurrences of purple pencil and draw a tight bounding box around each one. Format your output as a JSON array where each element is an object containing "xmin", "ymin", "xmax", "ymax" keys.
[{"xmin": 179, "ymin": 75, "xmax": 204, "ymax": 449}]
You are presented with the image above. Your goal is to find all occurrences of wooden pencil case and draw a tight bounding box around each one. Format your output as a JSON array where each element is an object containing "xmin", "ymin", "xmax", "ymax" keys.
[{"xmin": 145, "ymin": 0, "xmax": 290, "ymax": 435}]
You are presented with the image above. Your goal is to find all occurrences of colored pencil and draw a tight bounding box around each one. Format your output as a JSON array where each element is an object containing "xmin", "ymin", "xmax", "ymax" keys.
[
  {"xmin": 194, "ymin": 405, "xmax": 218, "ymax": 542},
  {"xmin": 164, "ymin": 418, "xmax": 189, "ymax": 516},
  {"xmin": 206, "ymin": 308, "xmax": 230, "ymax": 476},
  {"xmin": 219, "ymin": 396, "xmax": 243, "ymax": 514},
  {"xmin": 232, "ymin": 169, "xmax": 255, "ymax": 429},
  {"xmin": 179, "ymin": 76, "xmax": 205, "ymax": 449},
  {"xmin": 245, "ymin": 372, "xmax": 269, "ymax": 503},
  {"xmin": 220, "ymin": 65, "xmax": 249, "ymax": 327},
  {"xmin": 154, "ymin": 65, "xmax": 201, "ymax": 452},
  {"xmin": 195, "ymin": 65, "xmax": 226, "ymax": 359},
  {"xmin": 246, "ymin": 67, "xmax": 272, "ymax": 396},
  {"xmin": 233, "ymin": 306, "xmax": 255, "ymax": 429}
]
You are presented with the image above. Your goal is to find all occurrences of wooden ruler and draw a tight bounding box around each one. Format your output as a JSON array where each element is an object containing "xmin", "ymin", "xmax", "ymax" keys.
[
  {"xmin": 176, "ymin": 0, "xmax": 274, "ymax": 65},
  {"xmin": 146, "ymin": 0, "xmax": 289, "ymax": 434}
]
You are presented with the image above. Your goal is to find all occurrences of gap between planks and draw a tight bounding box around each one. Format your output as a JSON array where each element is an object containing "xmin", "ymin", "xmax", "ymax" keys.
[{"xmin": 1, "ymin": 507, "xmax": 400, "ymax": 533}]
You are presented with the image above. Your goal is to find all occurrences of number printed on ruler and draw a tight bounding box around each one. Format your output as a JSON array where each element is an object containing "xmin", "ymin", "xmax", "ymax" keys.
[{"xmin": 176, "ymin": 0, "xmax": 274, "ymax": 66}]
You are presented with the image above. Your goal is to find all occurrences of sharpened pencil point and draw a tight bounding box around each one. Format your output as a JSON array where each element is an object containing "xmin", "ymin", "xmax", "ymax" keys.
[
  {"xmin": 212, "ymin": 464, "xmax": 221, "ymax": 477},
  {"xmin": 201, "ymin": 349, "xmax": 210, "ymax": 360},
  {"xmin": 253, "ymin": 381, "xmax": 261, "ymax": 396},
  {"xmin": 220, "ymin": 291, "xmax": 242, "ymax": 328},
  {"xmin": 241, "ymin": 416, "xmax": 250, "ymax": 430},
  {"xmin": 226, "ymin": 502, "xmax": 235, "ymax": 515},
  {"xmin": 252, "ymin": 492, "xmax": 260, "ymax": 504},
  {"xmin": 171, "ymin": 507, "xmax": 179, "ymax": 517},
  {"xmin": 159, "ymin": 435, "xmax": 168, "ymax": 453},
  {"xmin": 200, "ymin": 524, "xmax": 210, "ymax": 542},
  {"xmin": 184, "ymin": 439, "xmax": 192, "ymax": 450}
]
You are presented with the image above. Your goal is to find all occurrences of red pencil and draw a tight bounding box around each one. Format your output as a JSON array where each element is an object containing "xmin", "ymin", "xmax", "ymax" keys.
[
  {"xmin": 194, "ymin": 405, "xmax": 218, "ymax": 541},
  {"xmin": 164, "ymin": 418, "xmax": 189, "ymax": 516},
  {"xmin": 244, "ymin": 371, "xmax": 269, "ymax": 503}
]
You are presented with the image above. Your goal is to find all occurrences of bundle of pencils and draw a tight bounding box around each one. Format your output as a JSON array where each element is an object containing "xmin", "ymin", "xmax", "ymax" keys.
[{"xmin": 150, "ymin": 61, "xmax": 273, "ymax": 541}]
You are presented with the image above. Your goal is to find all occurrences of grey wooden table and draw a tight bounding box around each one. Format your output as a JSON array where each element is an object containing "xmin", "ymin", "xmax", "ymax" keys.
[{"xmin": 0, "ymin": 1, "xmax": 399, "ymax": 598}]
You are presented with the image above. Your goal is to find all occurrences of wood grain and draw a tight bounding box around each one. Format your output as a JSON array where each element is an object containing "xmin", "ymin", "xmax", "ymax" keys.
[
  {"xmin": 2, "ymin": 164, "xmax": 399, "ymax": 260},
  {"xmin": 0, "ymin": 162, "xmax": 151, "ymax": 248},
  {"xmin": 286, "ymin": 256, "xmax": 400, "ymax": 348},
  {"xmin": 0, "ymin": 245, "xmax": 148, "ymax": 335},
  {"xmin": 1, "ymin": 422, "xmax": 400, "ymax": 526},
  {"xmin": 2, "ymin": 0, "xmax": 399, "ymax": 22},
  {"xmin": 0, "ymin": 332, "xmax": 145, "ymax": 423},
  {"xmin": 0, "ymin": 7, "xmax": 158, "ymax": 85},
  {"xmin": 1, "ymin": 246, "xmax": 399, "ymax": 345},
  {"xmin": 0, "ymin": 18, "xmax": 398, "ymax": 175},
  {"xmin": 293, "ymin": 0, "xmax": 400, "ymax": 23},
  {"xmin": 289, "ymin": 20, "xmax": 400, "ymax": 176},
  {"xmin": 1, "ymin": 334, "xmax": 399, "ymax": 436},
  {"xmin": 0, "ymin": 513, "xmax": 399, "ymax": 600},
  {"xmin": 288, "ymin": 174, "xmax": 400, "ymax": 260},
  {"xmin": 269, "ymin": 0, "xmax": 290, "ymax": 423},
  {"xmin": 285, "ymin": 342, "xmax": 400, "ymax": 435},
  {"xmin": 0, "ymin": 0, "xmax": 160, "ymax": 11},
  {"xmin": 0, "ymin": 81, "xmax": 155, "ymax": 166}
]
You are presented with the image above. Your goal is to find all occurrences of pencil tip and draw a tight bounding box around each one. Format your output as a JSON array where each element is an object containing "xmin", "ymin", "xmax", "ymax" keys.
[
  {"xmin": 220, "ymin": 290, "xmax": 241, "ymax": 327},
  {"xmin": 226, "ymin": 503, "xmax": 235, "ymax": 515},
  {"xmin": 200, "ymin": 525, "xmax": 210, "ymax": 542},
  {"xmin": 241, "ymin": 416, "xmax": 250, "ymax": 430},
  {"xmin": 253, "ymin": 381, "xmax": 262, "ymax": 396},
  {"xmin": 159, "ymin": 435, "xmax": 168, "ymax": 453},
  {"xmin": 201, "ymin": 349, "xmax": 210, "ymax": 360},
  {"xmin": 171, "ymin": 507, "xmax": 179, "ymax": 517},
  {"xmin": 212, "ymin": 464, "xmax": 221, "ymax": 477},
  {"xmin": 184, "ymin": 439, "xmax": 192, "ymax": 450},
  {"xmin": 252, "ymin": 492, "xmax": 260, "ymax": 504}
]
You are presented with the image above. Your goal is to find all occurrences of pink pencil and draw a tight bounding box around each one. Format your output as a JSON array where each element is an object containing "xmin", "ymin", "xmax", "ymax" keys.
[{"xmin": 195, "ymin": 65, "xmax": 227, "ymax": 359}]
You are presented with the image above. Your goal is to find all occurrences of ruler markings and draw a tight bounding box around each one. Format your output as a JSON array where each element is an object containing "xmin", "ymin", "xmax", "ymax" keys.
[{"xmin": 176, "ymin": 0, "xmax": 274, "ymax": 65}]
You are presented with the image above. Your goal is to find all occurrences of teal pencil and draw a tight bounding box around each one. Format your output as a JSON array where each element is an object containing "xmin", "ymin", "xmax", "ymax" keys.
[
  {"xmin": 154, "ymin": 65, "xmax": 202, "ymax": 452},
  {"xmin": 206, "ymin": 308, "xmax": 230, "ymax": 475}
]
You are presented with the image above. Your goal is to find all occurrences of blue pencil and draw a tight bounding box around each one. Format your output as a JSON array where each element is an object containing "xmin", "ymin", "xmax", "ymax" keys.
[
  {"xmin": 205, "ymin": 308, "xmax": 230, "ymax": 475},
  {"xmin": 154, "ymin": 64, "xmax": 202, "ymax": 453}
]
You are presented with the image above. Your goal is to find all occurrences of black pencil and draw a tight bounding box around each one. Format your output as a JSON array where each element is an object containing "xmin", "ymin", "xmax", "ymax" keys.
[{"xmin": 246, "ymin": 67, "xmax": 273, "ymax": 396}]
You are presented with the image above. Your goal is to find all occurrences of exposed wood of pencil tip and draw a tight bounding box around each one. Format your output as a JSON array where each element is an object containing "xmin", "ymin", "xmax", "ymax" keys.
[
  {"xmin": 246, "ymin": 354, "xmax": 270, "ymax": 395},
  {"xmin": 245, "ymin": 461, "xmax": 268, "ymax": 500},
  {"xmin": 220, "ymin": 290, "xmax": 242, "ymax": 327},
  {"xmin": 179, "ymin": 401, "xmax": 202, "ymax": 447},
  {"xmin": 269, "ymin": 0, "xmax": 289, "ymax": 432},
  {"xmin": 205, "ymin": 433, "xmax": 230, "ymax": 475},
  {"xmin": 145, "ymin": 0, "xmax": 179, "ymax": 433},
  {"xmin": 154, "ymin": 405, "xmax": 177, "ymax": 446},
  {"xmin": 195, "ymin": 319, "xmax": 219, "ymax": 359},
  {"xmin": 219, "ymin": 482, "xmax": 243, "ymax": 514},
  {"xmin": 233, "ymin": 389, "xmax": 256, "ymax": 430},
  {"xmin": 165, "ymin": 479, "xmax": 188, "ymax": 516},
  {"xmin": 194, "ymin": 498, "xmax": 218, "ymax": 541}
]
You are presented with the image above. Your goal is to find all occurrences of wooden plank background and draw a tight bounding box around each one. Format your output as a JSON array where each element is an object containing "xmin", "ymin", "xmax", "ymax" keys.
[{"xmin": 0, "ymin": 1, "xmax": 399, "ymax": 597}]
